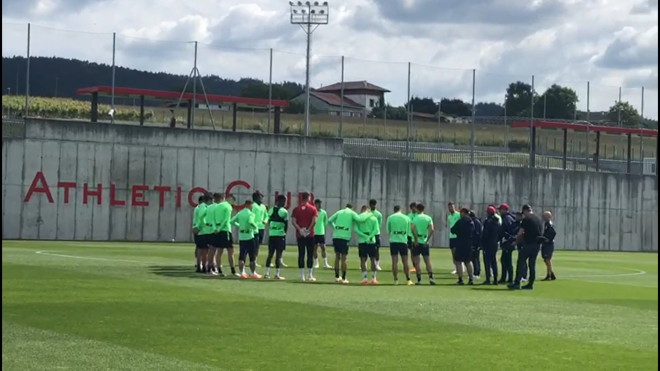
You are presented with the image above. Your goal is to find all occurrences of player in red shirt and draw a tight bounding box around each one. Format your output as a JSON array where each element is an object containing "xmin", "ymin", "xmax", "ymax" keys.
[{"xmin": 291, "ymin": 192, "xmax": 318, "ymax": 281}]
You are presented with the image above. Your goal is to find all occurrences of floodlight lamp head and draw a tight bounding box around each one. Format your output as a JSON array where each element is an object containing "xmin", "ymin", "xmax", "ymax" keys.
[
  {"xmin": 289, "ymin": 1, "xmax": 293, "ymax": 5},
  {"xmin": 297, "ymin": 1, "xmax": 302, "ymax": 5},
  {"xmin": 319, "ymin": 9, "xmax": 324, "ymax": 14},
  {"xmin": 292, "ymin": 9, "xmax": 297, "ymax": 13},
  {"xmin": 323, "ymin": 1, "xmax": 328, "ymax": 5},
  {"xmin": 305, "ymin": 1, "xmax": 311, "ymax": 5},
  {"xmin": 310, "ymin": 9, "xmax": 315, "ymax": 13},
  {"xmin": 314, "ymin": 1, "xmax": 319, "ymax": 5}
]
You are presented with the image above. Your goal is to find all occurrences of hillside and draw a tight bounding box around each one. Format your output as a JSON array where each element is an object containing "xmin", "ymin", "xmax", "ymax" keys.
[{"xmin": 1, "ymin": 56, "xmax": 304, "ymax": 106}]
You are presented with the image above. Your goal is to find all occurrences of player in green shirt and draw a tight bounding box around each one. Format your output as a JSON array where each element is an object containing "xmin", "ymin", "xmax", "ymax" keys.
[
  {"xmin": 328, "ymin": 204, "xmax": 369, "ymax": 283},
  {"xmin": 447, "ymin": 202, "xmax": 463, "ymax": 275},
  {"xmin": 192, "ymin": 194, "xmax": 211, "ymax": 273},
  {"xmin": 230, "ymin": 199, "xmax": 260, "ymax": 279},
  {"xmin": 208, "ymin": 193, "xmax": 237, "ymax": 277},
  {"xmin": 203, "ymin": 193, "xmax": 223, "ymax": 275},
  {"xmin": 386, "ymin": 205, "xmax": 413, "ymax": 285},
  {"xmin": 313, "ymin": 199, "xmax": 332, "ymax": 269},
  {"xmin": 411, "ymin": 203, "xmax": 435, "ymax": 285},
  {"xmin": 407, "ymin": 202, "xmax": 419, "ymax": 273},
  {"xmin": 368, "ymin": 199, "xmax": 384, "ymax": 271},
  {"xmin": 354, "ymin": 205, "xmax": 379, "ymax": 284},
  {"xmin": 264, "ymin": 195, "xmax": 289, "ymax": 280},
  {"xmin": 251, "ymin": 191, "xmax": 268, "ymax": 268}
]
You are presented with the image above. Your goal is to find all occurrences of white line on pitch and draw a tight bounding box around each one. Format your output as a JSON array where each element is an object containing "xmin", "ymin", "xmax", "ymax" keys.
[{"xmin": 35, "ymin": 251, "xmax": 142, "ymax": 263}]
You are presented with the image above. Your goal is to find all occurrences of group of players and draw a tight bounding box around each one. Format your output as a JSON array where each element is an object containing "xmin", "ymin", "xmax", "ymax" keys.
[{"xmin": 191, "ymin": 190, "xmax": 557, "ymax": 289}]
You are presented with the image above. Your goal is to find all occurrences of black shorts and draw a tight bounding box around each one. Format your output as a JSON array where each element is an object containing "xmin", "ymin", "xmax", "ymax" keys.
[
  {"xmin": 454, "ymin": 246, "xmax": 472, "ymax": 263},
  {"xmin": 254, "ymin": 229, "xmax": 265, "ymax": 245},
  {"xmin": 268, "ymin": 236, "xmax": 286, "ymax": 252},
  {"xmin": 375, "ymin": 235, "xmax": 381, "ymax": 248},
  {"xmin": 449, "ymin": 238, "xmax": 458, "ymax": 249},
  {"xmin": 238, "ymin": 239, "xmax": 257, "ymax": 261},
  {"xmin": 211, "ymin": 231, "xmax": 233, "ymax": 249},
  {"xmin": 390, "ymin": 242, "xmax": 408, "ymax": 257},
  {"xmin": 195, "ymin": 234, "xmax": 210, "ymax": 249},
  {"xmin": 314, "ymin": 235, "xmax": 326, "ymax": 245},
  {"xmin": 358, "ymin": 243, "xmax": 377, "ymax": 258},
  {"xmin": 333, "ymin": 239, "xmax": 349, "ymax": 255},
  {"xmin": 407, "ymin": 236, "xmax": 414, "ymax": 250},
  {"xmin": 412, "ymin": 243, "xmax": 430, "ymax": 257},
  {"xmin": 541, "ymin": 242, "xmax": 554, "ymax": 260}
]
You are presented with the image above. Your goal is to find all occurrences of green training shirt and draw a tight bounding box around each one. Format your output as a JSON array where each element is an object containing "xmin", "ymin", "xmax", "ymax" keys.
[
  {"xmin": 407, "ymin": 212, "xmax": 418, "ymax": 237},
  {"xmin": 268, "ymin": 207, "xmax": 289, "ymax": 237},
  {"xmin": 447, "ymin": 211, "xmax": 460, "ymax": 239},
  {"xmin": 313, "ymin": 208, "xmax": 328, "ymax": 236},
  {"xmin": 199, "ymin": 203, "xmax": 215, "ymax": 235},
  {"xmin": 413, "ymin": 213, "xmax": 434, "ymax": 244},
  {"xmin": 231, "ymin": 208, "xmax": 257, "ymax": 241},
  {"xmin": 386, "ymin": 212, "xmax": 410, "ymax": 244},
  {"xmin": 328, "ymin": 208, "xmax": 367, "ymax": 241},
  {"xmin": 212, "ymin": 201, "xmax": 233, "ymax": 232},
  {"xmin": 252, "ymin": 203, "xmax": 268, "ymax": 232},
  {"xmin": 355, "ymin": 212, "xmax": 378, "ymax": 244},
  {"xmin": 371, "ymin": 209, "xmax": 383, "ymax": 236}
]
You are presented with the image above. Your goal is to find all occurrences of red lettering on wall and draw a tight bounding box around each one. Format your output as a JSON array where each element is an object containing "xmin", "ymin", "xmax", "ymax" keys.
[
  {"xmin": 83, "ymin": 183, "xmax": 102, "ymax": 205},
  {"xmin": 188, "ymin": 187, "xmax": 208, "ymax": 207},
  {"xmin": 57, "ymin": 181, "xmax": 76, "ymax": 203},
  {"xmin": 24, "ymin": 171, "xmax": 54, "ymax": 203},
  {"xmin": 109, "ymin": 183, "xmax": 125, "ymax": 206},
  {"xmin": 153, "ymin": 186, "xmax": 171, "ymax": 207},
  {"xmin": 226, "ymin": 180, "xmax": 250, "ymax": 210},
  {"xmin": 176, "ymin": 187, "xmax": 182, "ymax": 208},
  {"xmin": 23, "ymin": 172, "xmax": 311, "ymax": 210},
  {"xmin": 131, "ymin": 185, "xmax": 149, "ymax": 207}
]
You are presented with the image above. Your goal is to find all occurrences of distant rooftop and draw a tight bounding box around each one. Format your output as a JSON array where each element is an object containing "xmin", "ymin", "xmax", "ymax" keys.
[{"xmin": 316, "ymin": 81, "xmax": 390, "ymax": 93}]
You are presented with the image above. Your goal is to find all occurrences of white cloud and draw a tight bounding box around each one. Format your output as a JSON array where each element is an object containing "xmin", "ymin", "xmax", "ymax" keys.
[{"xmin": 1, "ymin": 0, "xmax": 658, "ymax": 119}]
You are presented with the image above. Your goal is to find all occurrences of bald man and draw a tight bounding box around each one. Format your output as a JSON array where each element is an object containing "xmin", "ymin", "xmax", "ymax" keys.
[{"xmin": 541, "ymin": 211, "xmax": 557, "ymax": 281}]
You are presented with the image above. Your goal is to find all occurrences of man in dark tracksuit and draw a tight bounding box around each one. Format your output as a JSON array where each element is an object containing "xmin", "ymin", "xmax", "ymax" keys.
[
  {"xmin": 468, "ymin": 211, "xmax": 482, "ymax": 279},
  {"xmin": 541, "ymin": 211, "xmax": 557, "ymax": 281},
  {"xmin": 509, "ymin": 204, "xmax": 545, "ymax": 290},
  {"xmin": 451, "ymin": 208, "xmax": 476, "ymax": 285},
  {"xmin": 497, "ymin": 204, "xmax": 516, "ymax": 284},
  {"xmin": 481, "ymin": 206, "xmax": 500, "ymax": 285},
  {"xmin": 512, "ymin": 212, "xmax": 528, "ymax": 282}
]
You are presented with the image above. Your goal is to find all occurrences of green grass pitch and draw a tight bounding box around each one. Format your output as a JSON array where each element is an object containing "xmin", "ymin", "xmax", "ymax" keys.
[{"xmin": 2, "ymin": 240, "xmax": 657, "ymax": 371}]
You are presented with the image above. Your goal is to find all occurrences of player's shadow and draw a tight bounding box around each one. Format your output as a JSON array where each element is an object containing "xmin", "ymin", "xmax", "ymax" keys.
[
  {"xmin": 469, "ymin": 286, "xmax": 515, "ymax": 292},
  {"xmin": 148, "ymin": 265, "xmax": 213, "ymax": 280}
]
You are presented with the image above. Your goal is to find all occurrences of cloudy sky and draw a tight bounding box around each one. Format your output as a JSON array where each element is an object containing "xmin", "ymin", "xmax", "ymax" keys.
[{"xmin": 2, "ymin": 0, "xmax": 658, "ymax": 119}]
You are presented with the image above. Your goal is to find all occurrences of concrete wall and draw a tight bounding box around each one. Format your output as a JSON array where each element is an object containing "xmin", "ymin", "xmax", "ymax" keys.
[{"xmin": 2, "ymin": 119, "xmax": 658, "ymax": 251}]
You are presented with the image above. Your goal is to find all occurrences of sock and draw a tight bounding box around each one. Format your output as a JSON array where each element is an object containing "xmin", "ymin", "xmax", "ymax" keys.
[
  {"xmin": 416, "ymin": 273, "xmax": 422, "ymax": 282},
  {"xmin": 341, "ymin": 271, "xmax": 347, "ymax": 280},
  {"xmin": 335, "ymin": 268, "xmax": 340, "ymax": 278},
  {"xmin": 323, "ymin": 258, "xmax": 328, "ymax": 265},
  {"xmin": 299, "ymin": 268, "xmax": 305, "ymax": 277},
  {"xmin": 376, "ymin": 260, "xmax": 380, "ymax": 266},
  {"xmin": 362, "ymin": 271, "xmax": 367, "ymax": 280},
  {"xmin": 230, "ymin": 266, "xmax": 236, "ymax": 274},
  {"xmin": 314, "ymin": 258, "xmax": 318, "ymax": 266},
  {"xmin": 275, "ymin": 268, "xmax": 281, "ymax": 276},
  {"xmin": 393, "ymin": 274, "xmax": 398, "ymax": 281},
  {"xmin": 428, "ymin": 272, "xmax": 434, "ymax": 279},
  {"xmin": 264, "ymin": 267, "xmax": 270, "ymax": 275},
  {"xmin": 405, "ymin": 274, "xmax": 410, "ymax": 281},
  {"xmin": 371, "ymin": 271, "xmax": 377, "ymax": 280},
  {"xmin": 307, "ymin": 268, "xmax": 313, "ymax": 277}
]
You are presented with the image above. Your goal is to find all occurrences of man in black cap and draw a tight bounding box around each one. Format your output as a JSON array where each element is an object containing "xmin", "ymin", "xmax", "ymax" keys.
[
  {"xmin": 468, "ymin": 210, "xmax": 482, "ymax": 280},
  {"xmin": 481, "ymin": 206, "xmax": 500, "ymax": 285},
  {"xmin": 497, "ymin": 204, "xmax": 516, "ymax": 284},
  {"xmin": 508, "ymin": 204, "xmax": 544, "ymax": 290}
]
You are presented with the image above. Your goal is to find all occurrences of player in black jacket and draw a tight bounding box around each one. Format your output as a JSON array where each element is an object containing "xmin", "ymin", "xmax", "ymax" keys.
[
  {"xmin": 480, "ymin": 206, "xmax": 500, "ymax": 285},
  {"xmin": 497, "ymin": 204, "xmax": 516, "ymax": 284},
  {"xmin": 541, "ymin": 211, "xmax": 557, "ymax": 281},
  {"xmin": 512, "ymin": 212, "xmax": 528, "ymax": 282},
  {"xmin": 469, "ymin": 211, "xmax": 482, "ymax": 279}
]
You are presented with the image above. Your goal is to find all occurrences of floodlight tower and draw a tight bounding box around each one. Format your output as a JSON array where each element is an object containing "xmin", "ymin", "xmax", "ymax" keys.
[{"xmin": 289, "ymin": 1, "xmax": 330, "ymax": 136}]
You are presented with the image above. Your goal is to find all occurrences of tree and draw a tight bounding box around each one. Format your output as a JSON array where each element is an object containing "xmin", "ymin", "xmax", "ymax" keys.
[
  {"xmin": 239, "ymin": 83, "xmax": 293, "ymax": 100},
  {"xmin": 535, "ymin": 84, "xmax": 579, "ymax": 120},
  {"xmin": 405, "ymin": 96, "xmax": 438, "ymax": 114},
  {"xmin": 439, "ymin": 98, "xmax": 471, "ymax": 117},
  {"xmin": 607, "ymin": 101, "xmax": 641, "ymax": 127},
  {"xmin": 504, "ymin": 81, "xmax": 536, "ymax": 117},
  {"xmin": 283, "ymin": 100, "xmax": 304, "ymax": 114},
  {"xmin": 475, "ymin": 102, "xmax": 504, "ymax": 116}
]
